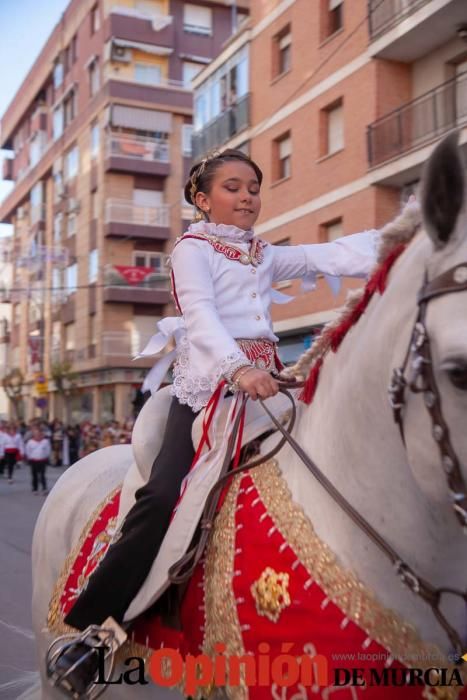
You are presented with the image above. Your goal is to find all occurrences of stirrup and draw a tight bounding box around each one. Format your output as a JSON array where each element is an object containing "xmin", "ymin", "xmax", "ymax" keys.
[{"xmin": 46, "ymin": 618, "xmax": 127, "ymax": 699}]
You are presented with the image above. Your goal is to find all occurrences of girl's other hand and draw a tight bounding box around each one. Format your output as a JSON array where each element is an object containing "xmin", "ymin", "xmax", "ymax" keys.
[{"xmin": 233, "ymin": 367, "xmax": 279, "ymax": 400}]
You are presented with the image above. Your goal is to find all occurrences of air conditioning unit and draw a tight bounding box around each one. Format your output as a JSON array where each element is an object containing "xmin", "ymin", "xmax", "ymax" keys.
[
  {"xmin": 111, "ymin": 45, "xmax": 132, "ymax": 63},
  {"xmin": 67, "ymin": 198, "xmax": 81, "ymax": 214}
]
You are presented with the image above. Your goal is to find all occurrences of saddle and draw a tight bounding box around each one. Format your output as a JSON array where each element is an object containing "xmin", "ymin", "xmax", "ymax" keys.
[{"xmin": 116, "ymin": 385, "xmax": 295, "ymax": 621}]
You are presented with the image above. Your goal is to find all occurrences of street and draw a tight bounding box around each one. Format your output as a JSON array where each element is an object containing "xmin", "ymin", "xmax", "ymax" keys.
[{"xmin": 0, "ymin": 462, "xmax": 65, "ymax": 698}]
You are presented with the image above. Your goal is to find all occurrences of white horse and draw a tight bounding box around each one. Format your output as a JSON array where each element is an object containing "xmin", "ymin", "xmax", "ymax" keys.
[{"xmin": 28, "ymin": 132, "xmax": 467, "ymax": 700}]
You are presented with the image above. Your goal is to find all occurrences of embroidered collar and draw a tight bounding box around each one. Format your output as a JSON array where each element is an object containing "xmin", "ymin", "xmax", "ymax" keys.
[{"xmin": 188, "ymin": 221, "xmax": 254, "ymax": 243}]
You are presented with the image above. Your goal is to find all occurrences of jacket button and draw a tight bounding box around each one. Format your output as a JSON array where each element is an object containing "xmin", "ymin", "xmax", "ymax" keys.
[
  {"xmin": 251, "ymin": 292, "xmax": 257, "ymax": 298},
  {"xmin": 255, "ymin": 315, "xmax": 261, "ymax": 320},
  {"xmin": 251, "ymin": 268, "xmax": 256, "ymax": 274}
]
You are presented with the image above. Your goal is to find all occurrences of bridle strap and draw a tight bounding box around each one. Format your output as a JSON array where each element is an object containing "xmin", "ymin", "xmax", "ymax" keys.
[{"xmin": 389, "ymin": 263, "xmax": 467, "ymax": 531}]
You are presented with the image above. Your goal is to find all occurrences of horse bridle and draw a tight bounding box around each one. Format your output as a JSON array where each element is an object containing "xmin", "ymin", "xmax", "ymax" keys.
[
  {"xmin": 388, "ymin": 261, "xmax": 467, "ymax": 532},
  {"xmin": 169, "ymin": 262, "xmax": 467, "ymax": 658}
]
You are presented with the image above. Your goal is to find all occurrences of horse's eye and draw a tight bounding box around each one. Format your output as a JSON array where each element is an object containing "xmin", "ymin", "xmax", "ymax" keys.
[{"xmin": 444, "ymin": 363, "xmax": 467, "ymax": 391}]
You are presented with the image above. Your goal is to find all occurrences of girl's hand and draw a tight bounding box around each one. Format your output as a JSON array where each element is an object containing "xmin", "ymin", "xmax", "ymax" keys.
[{"xmin": 232, "ymin": 367, "xmax": 279, "ymax": 400}]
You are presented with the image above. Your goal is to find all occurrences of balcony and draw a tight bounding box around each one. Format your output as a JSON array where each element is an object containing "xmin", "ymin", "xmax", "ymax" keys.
[
  {"xmin": 367, "ymin": 71, "xmax": 467, "ymax": 170},
  {"xmin": 192, "ymin": 94, "xmax": 250, "ymax": 160},
  {"xmin": 105, "ymin": 8, "xmax": 174, "ymax": 49},
  {"xmin": 105, "ymin": 132, "xmax": 170, "ymax": 176},
  {"xmin": 368, "ymin": 0, "xmax": 466, "ymax": 61},
  {"xmin": 105, "ymin": 198, "xmax": 170, "ymax": 240},
  {"xmin": 103, "ymin": 265, "xmax": 171, "ymax": 305}
]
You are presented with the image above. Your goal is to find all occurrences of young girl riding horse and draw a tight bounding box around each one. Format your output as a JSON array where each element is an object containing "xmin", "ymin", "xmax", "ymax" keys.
[{"xmin": 49, "ymin": 148, "xmax": 381, "ymax": 696}]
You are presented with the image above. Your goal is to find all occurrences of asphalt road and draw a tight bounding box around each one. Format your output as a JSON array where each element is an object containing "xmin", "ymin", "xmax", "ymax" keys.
[{"xmin": 0, "ymin": 461, "xmax": 65, "ymax": 698}]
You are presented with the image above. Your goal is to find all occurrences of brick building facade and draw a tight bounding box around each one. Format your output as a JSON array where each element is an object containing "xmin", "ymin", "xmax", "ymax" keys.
[{"xmin": 0, "ymin": 0, "xmax": 247, "ymax": 422}]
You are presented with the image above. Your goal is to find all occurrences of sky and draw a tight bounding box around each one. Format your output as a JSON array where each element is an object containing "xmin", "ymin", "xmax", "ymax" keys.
[{"xmin": 0, "ymin": 0, "xmax": 70, "ymax": 235}]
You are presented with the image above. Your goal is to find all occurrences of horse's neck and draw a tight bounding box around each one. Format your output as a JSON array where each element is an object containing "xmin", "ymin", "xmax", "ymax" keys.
[{"xmin": 291, "ymin": 237, "xmax": 465, "ymax": 652}]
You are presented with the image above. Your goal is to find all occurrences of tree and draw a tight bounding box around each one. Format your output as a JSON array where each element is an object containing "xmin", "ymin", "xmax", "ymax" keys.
[
  {"xmin": 50, "ymin": 360, "xmax": 78, "ymax": 424},
  {"xmin": 2, "ymin": 368, "xmax": 25, "ymax": 420}
]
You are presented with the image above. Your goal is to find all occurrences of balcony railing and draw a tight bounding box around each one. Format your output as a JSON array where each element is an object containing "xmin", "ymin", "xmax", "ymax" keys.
[
  {"xmin": 192, "ymin": 93, "xmax": 250, "ymax": 159},
  {"xmin": 368, "ymin": 0, "xmax": 430, "ymax": 40},
  {"xmin": 106, "ymin": 132, "xmax": 170, "ymax": 163},
  {"xmin": 101, "ymin": 331, "xmax": 155, "ymax": 358},
  {"xmin": 105, "ymin": 198, "xmax": 170, "ymax": 227},
  {"xmin": 367, "ymin": 71, "xmax": 467, "ymax": 168},
  {"xmin": 104, "ymin": 66, "xmax": 187, "ymax": 91}
]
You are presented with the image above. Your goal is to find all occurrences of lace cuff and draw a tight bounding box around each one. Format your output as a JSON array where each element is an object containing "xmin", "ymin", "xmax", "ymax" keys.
[{"xmin": 221, "ymin": 354, "xmax": 253, "ymax": 382}]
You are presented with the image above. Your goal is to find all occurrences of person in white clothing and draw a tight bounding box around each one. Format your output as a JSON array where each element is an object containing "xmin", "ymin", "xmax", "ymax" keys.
[
  {"xmin": 3, "ymin": 424, "xmax": 24, "ymax": 484},
  {"xmin": 50, "ymin": 148, "xmax": 382, "ymax": 695},
  {"xmin": 25, "ymin": 426, "xmax": 51, "ymax": 494}
]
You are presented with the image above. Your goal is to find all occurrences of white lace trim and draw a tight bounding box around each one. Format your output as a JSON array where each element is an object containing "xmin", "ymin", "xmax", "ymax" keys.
[
  {"xmin": 188, "ymin": 221, "xmax": 254, "ymax": 243},
  {"xmin": 170, "ymin": 335, "xmax": 249, "ymax": 412}
]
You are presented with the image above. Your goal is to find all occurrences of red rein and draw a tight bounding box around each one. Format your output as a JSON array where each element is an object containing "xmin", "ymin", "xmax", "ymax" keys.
[{"xmin": 299, "ymin": 243, "xmax": 407, "ymax": 405}]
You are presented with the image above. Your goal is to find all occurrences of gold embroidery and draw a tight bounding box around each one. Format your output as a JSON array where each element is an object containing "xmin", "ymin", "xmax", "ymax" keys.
[
  {"xmin": 204, "ymin": 474, "xmax": 248, "ymax": 700},
  {"xmin": 47, "ymin": 486, "xmax": 122, "ymax": 633},
  {"xmin": 249, "ymin": 461, "xmax": 465, "ymax": 699},
  {"xmin": 251, "ymin": 567, "xmax": 291, "ymax": 623}
]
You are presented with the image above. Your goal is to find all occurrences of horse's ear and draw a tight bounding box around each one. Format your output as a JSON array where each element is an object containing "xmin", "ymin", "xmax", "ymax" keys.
[{"xmin": 421, "ymin": 131, "xmax": 465, "ymax": 248}]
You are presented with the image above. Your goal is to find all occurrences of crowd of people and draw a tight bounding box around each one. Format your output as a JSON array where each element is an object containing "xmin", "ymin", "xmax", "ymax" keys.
[{"xmin": 0, "ymin": 417, "xmax": 134, "ymax": 493}]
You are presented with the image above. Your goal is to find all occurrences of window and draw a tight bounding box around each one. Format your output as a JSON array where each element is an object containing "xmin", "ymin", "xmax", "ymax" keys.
[
  {"xmin": 183, "ymin": 61, "xmax": 202, "ymax": 88},
  {"xmin": 89, "ymin": 59, "xmax": 100, "ymax": 97},
  {"xmin": 89, "ymin": 249, "xmax": 99, "ymax": 283},
  {"xmin": 52, "ymin": 270, "xmax": 63, "ymax": 304},
  {"xmin": 322, "ymin": 218, "xmax": 343, "ymax": 242},
  {"xmin": 30, "ymin": 182, "xmax": 44, "ymax": 224},
  {"xmin": 65, "ymin": 145, "xmax": 79, "ymax": 180},
  {"xmin": 67, "ymin": 214, "xmax": 77, "ymax": 237},
  {"xmin": 54, "ymin": 213, "xmax": 63, "ymax": 243},
  {"xmin": 133, "ymin": 251, "xmax": 165, "ymax": 272},
  {"xmin": 64, "ymin": 90, "xmax": 77, "ymax": 127},
  {"xmin": 90, "ymin": 121, "xmax": 100, "ymax": 158},
  {"xmin": 65, "ymin": 264, "xmax": 77, "ymax": 296},
  {"xmin": 53, "ymin": 59, "xmax": 64, "ymax": 88},
  {"xmin": 89, "ymin": 314, "xmax": 97, "ymax": 346},
  {"xmin": 323, "ymin": 0, "xmax": 343, "ymax": 39},
  {"xmin": 134, "ymin": 63, "xmax": 162, "ymax": 85},
  {"xmin": 182, "ymin": 124, "xmax": 193, "ymax": 156},
  {"xmin": 53, "ymin": 106, "xmax": 64, "ymax": 140},
  {"xmin": 274, "ymin": 132, "xmax": 292, "ymax": 181},
  {"xmin": 53, "ymin": 169, "xmax": 64, "ymax": 202},
  {"xmin": 133, "ymin": 189, "xmax": 163, "ymax": 207},
  {"xmin": 274, "ymin": 26, "xmax": 291, "ymax": 78},
  {"xmin": 71, "ymin": 34, "xmax": 78, "ymax": 63},
  {"xmin": 64, "ymin": 45, "xmax": 71, "ymax": 74},
  {"xmin": 323, "ymin": 100, "xmax": 344, "ymax": 156},
  {"xmin": 65, "ymin": 322, "xmax": 76, "ymax": 349},
  {"xmin": 183, "ymin": 3, "xmax": 212, "ymax": 35},
  {"xmin": 90, "ymin": 4, "xmax": 100, "ymax": 34},
  {"xmin": 91, "ymin": 190, "xmax": 99, "ymax": 220}
]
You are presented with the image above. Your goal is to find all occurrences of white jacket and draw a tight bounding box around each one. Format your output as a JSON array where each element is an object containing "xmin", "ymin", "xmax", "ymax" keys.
[
  {"xmin": 25, "ymin": 437, "xmax": 51, "ymax": 461},
  {"xmin": 140, "ymin": 222, "xmax": 380, "ymax": 412}
]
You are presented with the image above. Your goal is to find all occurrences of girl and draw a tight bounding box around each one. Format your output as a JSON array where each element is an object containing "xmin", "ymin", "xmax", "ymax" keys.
[{"xmin": 49, "ymin": 149, "xmax": 381, "ymax": 696}]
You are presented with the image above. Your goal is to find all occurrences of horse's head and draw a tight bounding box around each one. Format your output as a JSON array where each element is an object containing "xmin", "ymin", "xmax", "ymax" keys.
[{"xmin": 403, "ymin": 132, "xmax": 467, "ymax": 529}]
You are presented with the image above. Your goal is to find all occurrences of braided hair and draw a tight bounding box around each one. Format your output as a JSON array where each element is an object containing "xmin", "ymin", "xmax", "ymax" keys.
[{"xmin": 184, "ymin": 149, "xmax": 263, "ymax": 221}]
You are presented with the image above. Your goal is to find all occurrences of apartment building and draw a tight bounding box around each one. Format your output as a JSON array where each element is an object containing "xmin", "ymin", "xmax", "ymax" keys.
[
  {"xmin": 192, "ymin": 0, "xmax": 467, "ymax": 363},
  {"xmin": 0, "ymin": 0, "xmax": 248, "ymax": 423}
]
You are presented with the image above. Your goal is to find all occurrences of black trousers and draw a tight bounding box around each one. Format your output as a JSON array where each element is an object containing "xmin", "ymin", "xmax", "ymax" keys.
[
  {"xmin": 5, "ymin": 453, "xmax": 17, "ymax": 479},
  {"xmin": 65, "ymin": 399, "xmax": 198, "ymax": 630},
  {"xmin": 29, "ymin": 460, "xmax": 47, "ymax": 491}
]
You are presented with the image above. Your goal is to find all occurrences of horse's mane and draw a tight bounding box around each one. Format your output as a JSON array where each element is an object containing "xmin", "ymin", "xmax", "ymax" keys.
[{"xmin": 284, "ymin": 199, "xmax": 422, "ymax": 382}]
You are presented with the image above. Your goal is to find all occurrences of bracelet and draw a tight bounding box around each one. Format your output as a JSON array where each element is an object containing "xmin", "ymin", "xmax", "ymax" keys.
[{"xmin": 231, "ymin": 365, "xmax": 254, "ymax": 392}]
